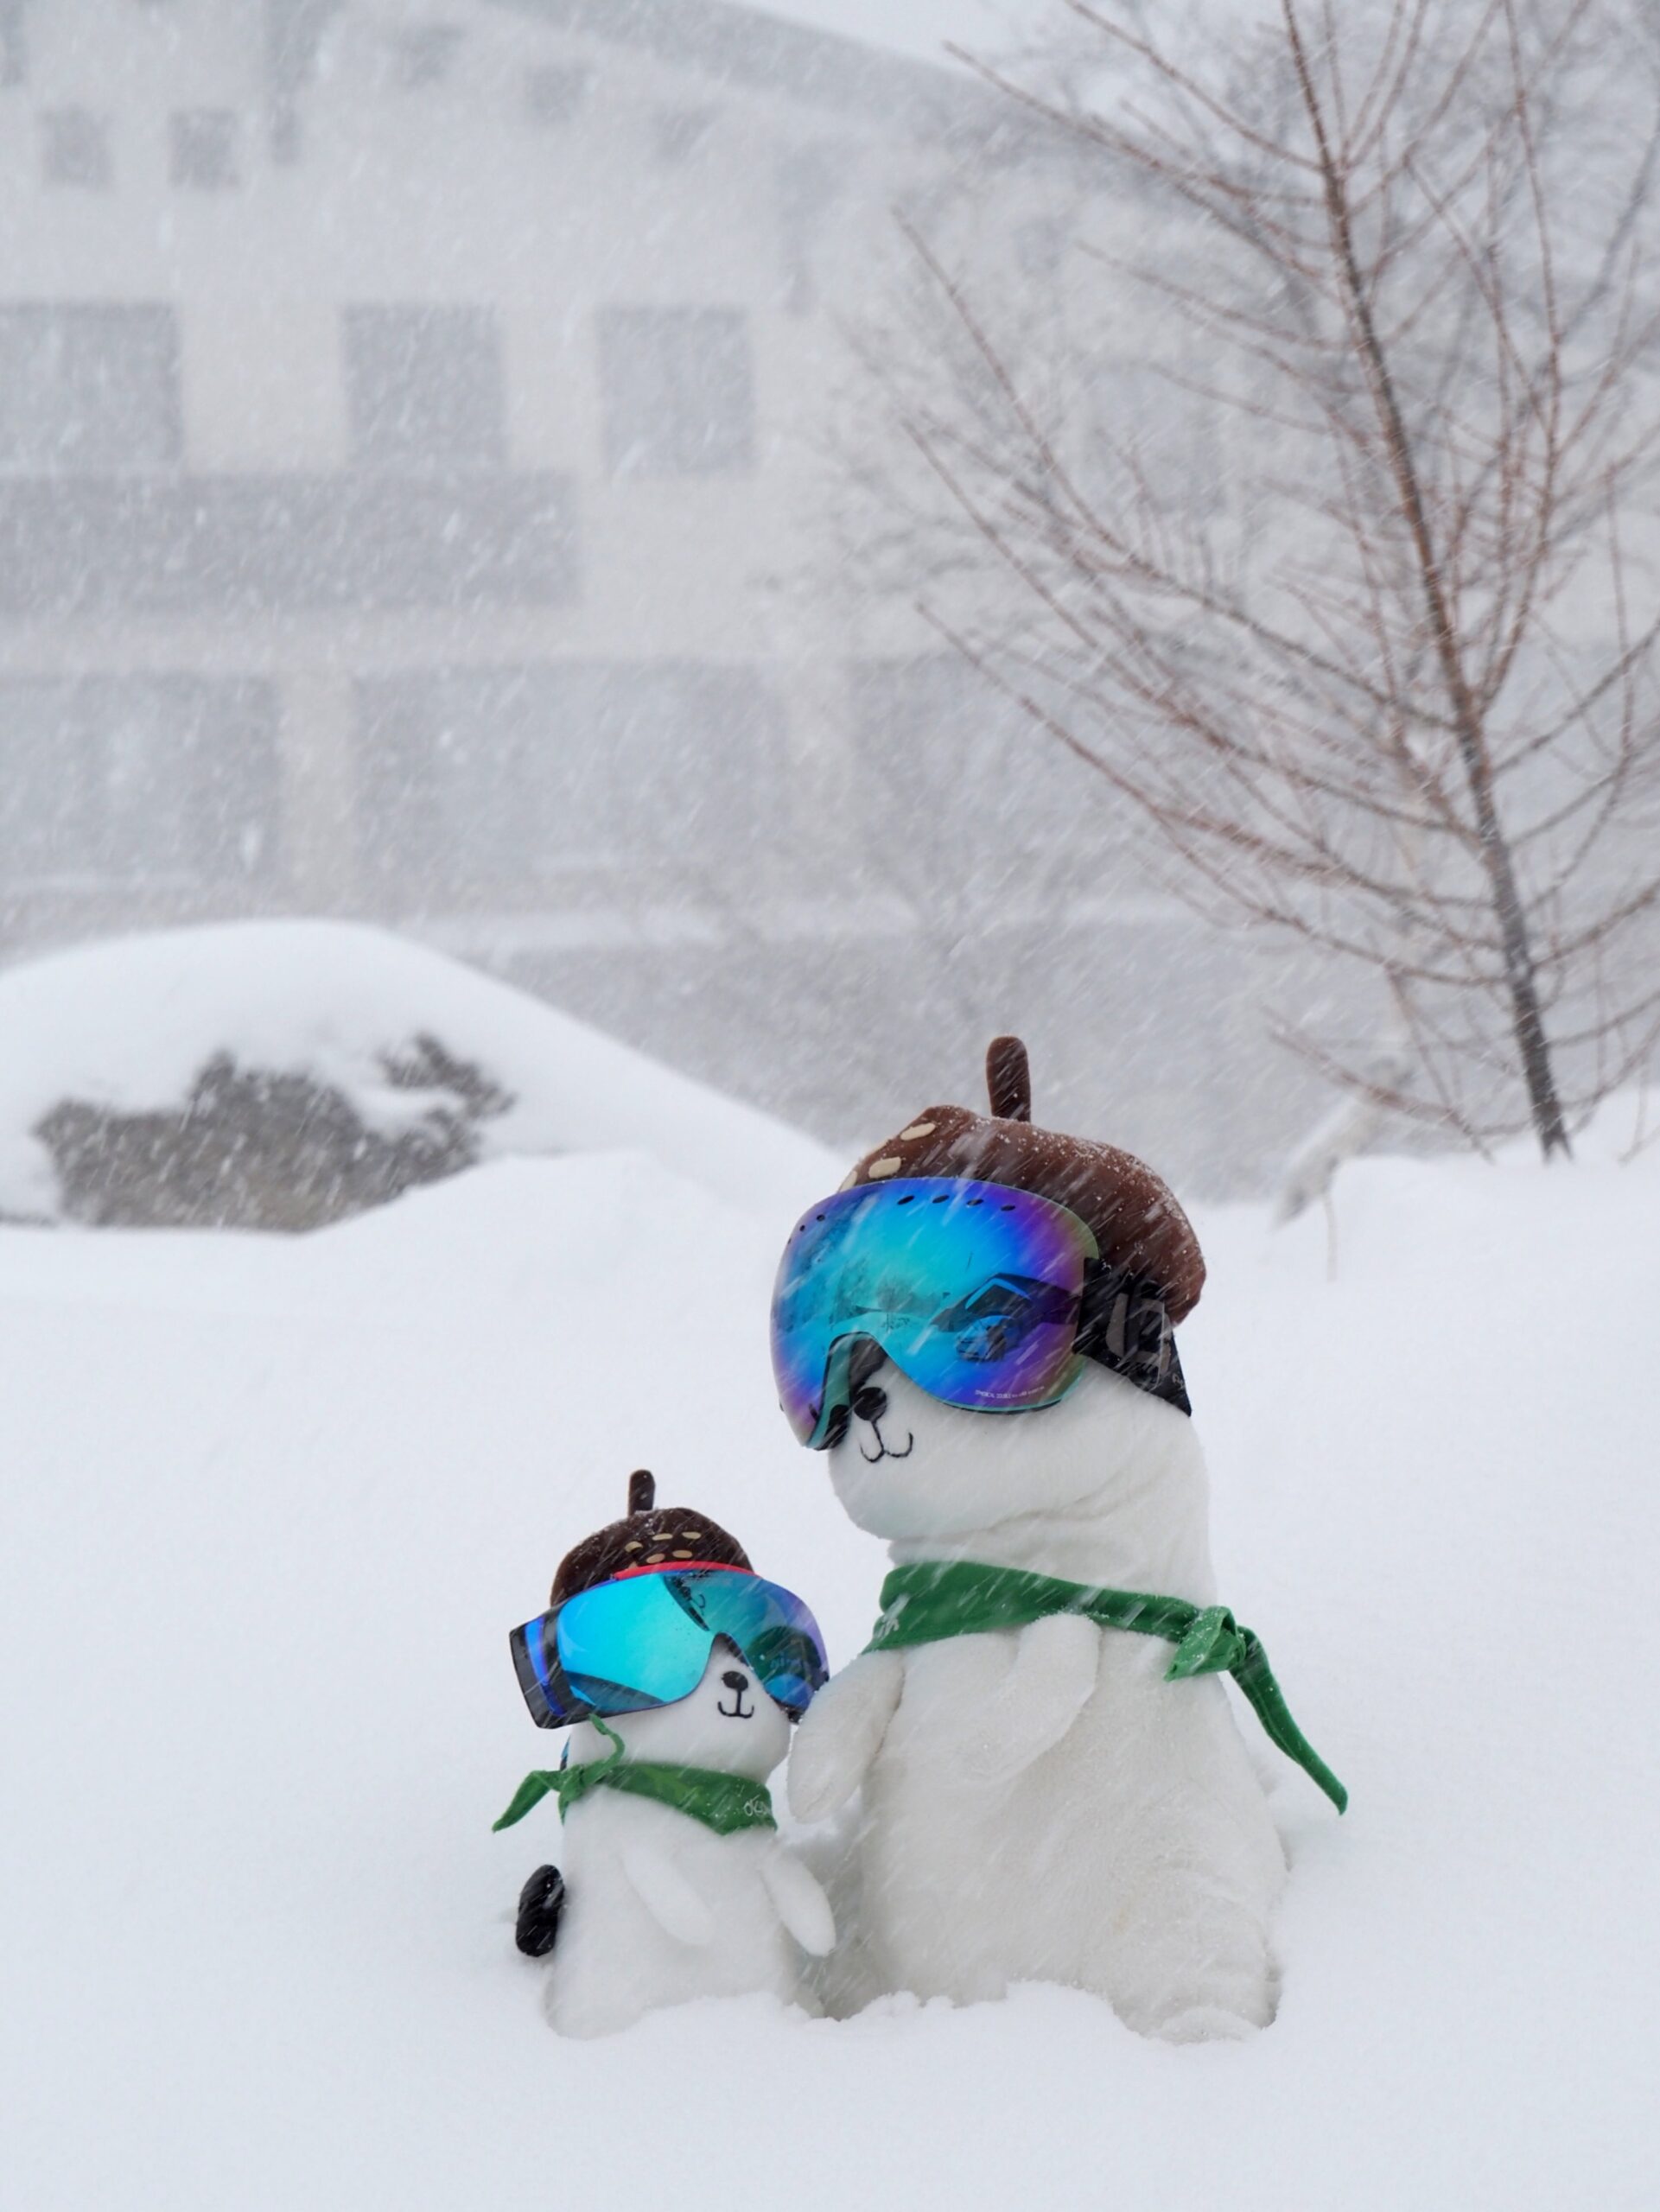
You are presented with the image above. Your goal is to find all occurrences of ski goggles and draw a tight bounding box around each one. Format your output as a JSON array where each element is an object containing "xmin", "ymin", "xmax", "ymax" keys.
[
  {"xmin": 771, "ymin": 1176, "xmax": 1102, "ymax": 1448},
  {"xmin": 510, "ymin": 1562, "xmax": 830, "ymax": 1730}
]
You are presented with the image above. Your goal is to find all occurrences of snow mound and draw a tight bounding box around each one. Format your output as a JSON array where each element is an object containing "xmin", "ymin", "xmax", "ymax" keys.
[
  {"xmin": 1, "ymin": 1124, "xmax": 1654, "ymax": 2208},
  {"xmin": 0, "ymin": 920, "xmax": 834, "ymax": 1224}
]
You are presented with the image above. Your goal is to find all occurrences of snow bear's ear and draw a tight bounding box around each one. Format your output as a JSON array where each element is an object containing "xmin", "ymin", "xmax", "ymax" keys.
[{"xmin": 986, "ymin": 1035, "xmax": 1032, "ymax": 1122}]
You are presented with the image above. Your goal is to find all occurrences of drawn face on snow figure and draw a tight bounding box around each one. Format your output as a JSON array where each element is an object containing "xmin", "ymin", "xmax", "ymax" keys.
[
  {"xmin": 827, "ymin": 1349, "xmax": 1198, "ymax": 1546},
  {"xmin": 563, "ymin": 1637, "xmax": 792, "ymax": 1782}
]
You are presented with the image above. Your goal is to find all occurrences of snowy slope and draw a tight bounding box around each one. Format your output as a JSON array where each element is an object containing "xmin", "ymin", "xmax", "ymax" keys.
[
  {"xmin": 0, "ymin": 920, "xmax": 831, "ymax": 1219},
  {"xmin": 1, "ymin": 1131, "xmax": 1653, "ymax": 2209}
]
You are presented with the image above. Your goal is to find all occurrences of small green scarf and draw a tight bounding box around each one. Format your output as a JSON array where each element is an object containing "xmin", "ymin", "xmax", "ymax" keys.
[
  {"xmin": 493, "ymin": 1717, "xmax": 779, "ymax": 1838},
  {"xmin": 866, "ymin": 1560, "xmax": 1348, "ymax": 1814}
]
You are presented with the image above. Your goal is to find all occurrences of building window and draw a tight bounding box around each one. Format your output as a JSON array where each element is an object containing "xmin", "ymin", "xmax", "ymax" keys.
[
  {"xmin": 598, "ymin": 308, "xmax": 754, "ymax": 478},
  {"xmin": 1014, "ymin": 217, "xmax": 1068, "ymax": 279},
  {"xmin": 342, "ymin": 305, "xmax": 506, "ymax": 473},
  {"xmin": 392, "ymin": 23, "xmax": 463, "ymax": 88},
  {"xmin": 850, "ymin": 656, "xmax": 1106, "ymax": 886},
  {"xmin": 1, "ymin": 0, "xmax": 26, "ymax": 86},
  {"xmin": 355, "ymin": 662, "xmax": 782, "ymax": 890},
  {"xmin": 171, "ymin": 111, "xmax": 240, "ymax": 190},
  {"xmin": 41, "ymin": 109, "xmax": 110, "ymax": 189},
  {"xmin": 777, "ymin": 144, "xmax": 843, "ymax": 317},
  {"xmin": 1096, "ymin": 358, "xmax": 1224, "ymax": 518},
  {"xmin": 652, "ymin": 107, "xmax": 716, "ymax": 165},
  {"xmin": 0, "ymin": 304, "xmax": 182, "ymax": 473},
  {"xmin": 524, "ymin": 64, "xmax": 588, "ymax": 126},
  {"xmin": 266, "ymin": 0, "xmax": 335, "ymax": 165},
  {"xmin": 0, "ymin": 675, "xmax": 280, "ymax": 884}
]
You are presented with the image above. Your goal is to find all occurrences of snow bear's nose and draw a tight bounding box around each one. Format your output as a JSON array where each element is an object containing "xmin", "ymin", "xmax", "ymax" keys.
[
  {"xmin": 852, "ymin": 1384, "xmax": 888, "ymax": 1423},
  {"xmin": 722, "ymin": 1669, "xmax": 750, "ymax": 1693}
]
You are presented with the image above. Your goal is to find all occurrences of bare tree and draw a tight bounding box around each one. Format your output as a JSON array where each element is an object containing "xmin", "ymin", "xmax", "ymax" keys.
[{"xmin": 856, "ymin": 0, "xmax": 1660, "ymax": 1159}]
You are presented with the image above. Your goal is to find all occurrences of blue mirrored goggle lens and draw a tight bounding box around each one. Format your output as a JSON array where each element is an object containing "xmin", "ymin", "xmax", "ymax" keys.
[
  {"xmin": 770, "ymin": 1178, "xmax": 1097, "ymax": 1446},
  {"xmin": 694, "ymin": 1573, "xmax": 825, "ymax": 1708},
  {"xmin": 510, "ymin": 1567, "xmax": 829, "ymax": 1728},
  {"xmin": 560, "ymin": 1570, "xmax": 711, "ymax": 1714}
]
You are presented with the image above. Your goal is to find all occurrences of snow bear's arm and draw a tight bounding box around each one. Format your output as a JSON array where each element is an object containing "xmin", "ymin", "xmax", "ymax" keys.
[
  {"xmin": 961, "ymin": 1612, "xmax": 1100, "ymax": 1785},
  {"xmin": 759, "ymin": 1848, "xmax": 836, "ymax": 1957},
  {"xmin": 620, "ymin": 1840, "xmax": 716, "ymax": 1947},
  {"xmin": 787, "ymin": 1649, "xmax": 904, "ymax": 1822}
]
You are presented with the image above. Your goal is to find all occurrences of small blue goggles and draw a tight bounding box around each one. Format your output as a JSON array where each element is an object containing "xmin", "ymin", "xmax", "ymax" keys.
[{"xmin": 511, "ymin": 1564, "xmax": 829, "ymax": 1729}]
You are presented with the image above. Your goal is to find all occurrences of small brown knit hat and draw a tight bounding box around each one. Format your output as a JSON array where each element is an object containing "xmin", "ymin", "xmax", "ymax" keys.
[
  {"xmin": 843, "ymin": 1036, "xmax": 1205, "ymax": 1323},
  {"xmin": 549, "ymin": 1471, "xmax": 752, "ymax": 1606}
]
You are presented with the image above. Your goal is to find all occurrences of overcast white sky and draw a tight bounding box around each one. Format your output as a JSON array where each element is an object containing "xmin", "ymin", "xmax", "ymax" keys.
[{"xmin": 757, "ymin": 0, "xmax": 1053, "ymax": 68}]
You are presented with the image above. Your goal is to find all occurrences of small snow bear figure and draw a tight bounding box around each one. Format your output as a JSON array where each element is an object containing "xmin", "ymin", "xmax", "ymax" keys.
[
  {"xmin": 773, "ymin": 1038, "xmax": 1345, "ymax": 2042},
  {"xmin": 495, "ymin": 1471, "xmax": 836, "ymax": 2040}
]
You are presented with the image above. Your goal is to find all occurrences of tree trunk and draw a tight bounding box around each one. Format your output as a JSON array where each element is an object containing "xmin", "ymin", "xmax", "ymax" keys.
[{"xmin": 1288, "ymin": 4, "xmax": 1573, "ymax": 1158}]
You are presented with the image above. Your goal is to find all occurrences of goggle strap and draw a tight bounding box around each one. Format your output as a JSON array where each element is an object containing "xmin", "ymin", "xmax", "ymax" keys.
[{"xmin": 1075, "ymin": 1261, "xmax": 1191, "ymax": 1414}]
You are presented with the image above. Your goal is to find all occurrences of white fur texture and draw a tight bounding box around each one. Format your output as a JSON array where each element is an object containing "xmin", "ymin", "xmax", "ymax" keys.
[
  {"xmin": 789, "ymin": 1363, "xmax": 1286, "ymax": 2037},
  {"xmin": 542, "ymin": 1638, "xmax": 834, "ymax": 2039}
]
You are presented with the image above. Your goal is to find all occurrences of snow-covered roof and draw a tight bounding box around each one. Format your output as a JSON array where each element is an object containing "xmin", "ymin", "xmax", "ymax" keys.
[{"xmin": 485, "ymin": 0, "xmax": 1008, "ymax": 133}]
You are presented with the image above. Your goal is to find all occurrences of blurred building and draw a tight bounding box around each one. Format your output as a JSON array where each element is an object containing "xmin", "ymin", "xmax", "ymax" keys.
[{"xmin": 0, "ymin": 0, "xmax": 1307, "ymax": 1187}]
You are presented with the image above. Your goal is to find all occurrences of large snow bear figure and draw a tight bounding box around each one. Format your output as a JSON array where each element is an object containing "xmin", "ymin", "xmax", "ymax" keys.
[{"xmin": 777, "ymin": 1039, "xmax": 1344, "ymax": 2040}]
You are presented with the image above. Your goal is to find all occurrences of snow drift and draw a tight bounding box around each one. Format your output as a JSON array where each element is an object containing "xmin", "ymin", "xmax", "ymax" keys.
[
  {"xmin": 0, "ymin": 920, "xmax": 832, "ymax": 1224},
  {"xmin": 1, "ymin": 1116, "xmax": 1653, "ymax": 2207}
]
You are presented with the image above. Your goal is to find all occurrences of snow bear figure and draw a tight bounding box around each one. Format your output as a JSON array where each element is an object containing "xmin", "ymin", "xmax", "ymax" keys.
[
  {"xmin": 545, "ymin": 1637, "xmax": 836, "ymax": 2040},
  {"xmin": 777, "ymin": 1038, "xmax": 1330, "ymax": 2041},
  {"xmin": 789, "ymin": 1356, "xmax": 1286, "ymax": 2039}
]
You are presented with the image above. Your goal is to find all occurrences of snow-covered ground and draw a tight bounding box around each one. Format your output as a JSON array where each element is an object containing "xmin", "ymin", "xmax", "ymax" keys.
[{"xmin": 2, "ymin": 1103, "xmax": 1653, "ymax": 2207}]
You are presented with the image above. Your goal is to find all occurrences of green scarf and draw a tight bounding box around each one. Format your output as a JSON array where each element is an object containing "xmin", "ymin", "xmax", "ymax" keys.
[
  {"xmin": 493, "ymin": 1717, "xmax": 779, "ymax": 1838},
  {"xmin": 866, "ymin": 1560, "xmax": 1348, "ymax": 1814}
]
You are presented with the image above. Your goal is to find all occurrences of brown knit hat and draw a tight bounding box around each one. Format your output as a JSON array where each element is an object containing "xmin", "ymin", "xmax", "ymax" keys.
[
  {"xmin": 549, "ymin": 1471, "xmax": 752, "ymax": 1606},
  {"xmin": 843, "ymin": 1036, "xmax": 1205, "ymax": 1324}
]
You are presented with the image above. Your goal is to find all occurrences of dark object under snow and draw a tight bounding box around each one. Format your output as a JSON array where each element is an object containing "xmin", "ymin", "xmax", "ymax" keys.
[
  {"xmin": 514, "ymin": 1863, "xmax": 566, "ymax": 1957},
  {"xmin": 843, "ymin": 1035, "xmax": 1206, "ymax": 1324},
  {"xmin": 35, "ymin": 1035, "xmax": 512, "ymax": 1232},
  {"xmin": 549, "ymin": 1469, "xmax": 753, "ymax": 1605}
]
